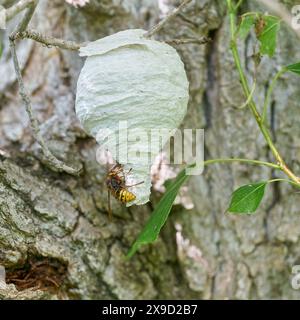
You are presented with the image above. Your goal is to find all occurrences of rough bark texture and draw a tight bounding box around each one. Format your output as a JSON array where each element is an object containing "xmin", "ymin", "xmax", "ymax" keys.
[{"xmin": 0, "ymin": 0, "xmax": 300, "ymax": 299}]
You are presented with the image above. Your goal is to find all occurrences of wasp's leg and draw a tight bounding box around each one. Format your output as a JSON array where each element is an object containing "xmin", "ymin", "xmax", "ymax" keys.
[
  {"xmin": 110, "ymin": 164, "xmax": 125, "ymax": 175},
  {"xmin": 109, "ymin": 163, "xmax": 120, "ymax": 171}
]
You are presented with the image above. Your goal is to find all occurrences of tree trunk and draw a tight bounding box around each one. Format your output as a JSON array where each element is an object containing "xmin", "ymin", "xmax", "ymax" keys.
[{"xmin": 1, "ymin": 0, "xmax": 300, "ymax": 299}]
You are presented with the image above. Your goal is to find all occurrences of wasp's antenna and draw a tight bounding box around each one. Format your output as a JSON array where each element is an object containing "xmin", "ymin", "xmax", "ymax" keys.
[{"xmin": 126, "ymin": 181, "xmax": 144, "ymax": 188}]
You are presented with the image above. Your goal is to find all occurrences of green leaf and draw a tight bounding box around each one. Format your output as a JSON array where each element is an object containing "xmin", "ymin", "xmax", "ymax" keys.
[
  {"xmin": 238, "ymin": 15, "xmax": 256, "ymax": 39},
  {"xmin": 257, "ymin": 15, "xmax": 281, "ymax": 57},
  {"xmin": 286, "ymin": 62, "xmax": 300, "ymax": 76},
  {"xmin": 127, "ymin": 168, "xmax": 189, "ymax": 258},
  {"xmin": 227, "ymin": 182, "xmax": 267, "ymax": 214}
]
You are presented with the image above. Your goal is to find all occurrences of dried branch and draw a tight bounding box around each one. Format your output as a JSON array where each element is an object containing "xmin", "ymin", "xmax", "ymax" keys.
[
  {"xmin": 5, "ymin": 0, "xmax": 36, "ymax": 21},
  {"xmin": 165, "ymin": 37, "xmax": 211, "ymax": 46},
  {"xmin": 144, "ymin": 0, "xmax": 193, "ymax": 38},
  {"xmin": 9, "ymin": 40, "xmax": 81, "ymax": 175},
  {"xmin": 16, "ymin": 0, "xmax": 38, "ymax": 32},
  {"xmin": 8, "ymin": 1, "xmax": 82, "ymax": 175},
  {"xmin": 10, "ymin": 29, "xmax": 83, "ymax": 51}
]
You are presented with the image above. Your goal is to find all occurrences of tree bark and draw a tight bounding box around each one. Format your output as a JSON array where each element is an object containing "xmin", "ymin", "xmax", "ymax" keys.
[{"xmin": 0, "ymin": 0, "xmax": 300, "ymax": 299}]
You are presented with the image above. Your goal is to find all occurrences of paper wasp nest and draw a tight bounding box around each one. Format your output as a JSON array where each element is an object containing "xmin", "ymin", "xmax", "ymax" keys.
[{"xmin": 76, "ymin": 29, "xmax": 189, "ymax": 206}]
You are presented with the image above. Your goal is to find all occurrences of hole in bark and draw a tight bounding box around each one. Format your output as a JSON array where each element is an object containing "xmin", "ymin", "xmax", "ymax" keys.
[{"xmin": 5, "ymin": 255, "xmax": 68, "ymax": 294}]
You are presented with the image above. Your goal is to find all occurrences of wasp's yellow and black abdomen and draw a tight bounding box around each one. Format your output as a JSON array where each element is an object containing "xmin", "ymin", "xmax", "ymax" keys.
[{"xmin": 118, "ymin": 189, "xmax": 136, "ymax": 203}]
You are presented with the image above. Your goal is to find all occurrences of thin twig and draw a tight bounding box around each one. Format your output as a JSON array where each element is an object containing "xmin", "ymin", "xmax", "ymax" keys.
[
  {"xmin": 165, "ymin": 37, "xmax": 211, "ymax": 46},
  {"xmin": 8, "ymin": 1, "xmax": 82, "ymax": 175},
  {"xmin": 144, "ymin": 0, "xmax": 193, "ymax": 38},
  {"xmin": 10, "ymin": 29, "xmax": 83, "ymax": 51},
  {"xmin": 9, "ymin": 40, "xmax": 81, "ymax": 175},
  {"xmin": 17, "ymin": 0, "xmax": 38, "ymax": 32},
  {"xmin": 5, "ymin": 0, "xmax": 36, "ymax": 21}
]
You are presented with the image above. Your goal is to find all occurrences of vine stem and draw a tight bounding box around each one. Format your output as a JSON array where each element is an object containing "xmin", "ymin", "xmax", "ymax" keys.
[
  {"xmin": 235, "ymin": 80, "xmax": 256, "ymax": 109},
  {"xmin": 226, "ymin": 0, "xmax": 300, "ymax": 185},
  {"xmin": 267, "ymin": 178, "xmax": 300, "ymax": 189},
  {"xmin": 234, "ymin": 0, "xmax": 243, "ymax": 10},
  {"xmin": 262, "ymin": 67, "xmax": 286, "ymax": 122},
  {"xmin": 203, "ymin": 158, "xmax": 280, "ymax": 170},
  {"xmin": 187, "ymin": 159, "xmax": 300, "ymax": 189}
]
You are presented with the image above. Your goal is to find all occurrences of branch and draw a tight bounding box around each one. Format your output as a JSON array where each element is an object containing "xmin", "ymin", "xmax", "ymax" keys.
[
  {"xmin": 144, "ymin": 0, "xmax": 193, "ymax": 38},
  {"xmin": 165, "ymin": 37, "xmax": 211, "ymax": 46},
  {"xmin": 8, "ymin": 1, "xmax": 82, "ymax": 175},
  {"xmin": 9, "ymin": 40, "xmax": 81, "ymax": 175},
  {"xmin": 16, "ymin": 0, "xmax": 38, "ymax": 32},
  {"xmin": 10, "ymin": 29, "xmax": 83, "ymax": 51},
  {"xmin": 5, "ymin": 0, "xmax": 36, "ymax": 22},
  {"xmin": 262, "ymin": 67, "xmax": 286, "ymax": 122}
]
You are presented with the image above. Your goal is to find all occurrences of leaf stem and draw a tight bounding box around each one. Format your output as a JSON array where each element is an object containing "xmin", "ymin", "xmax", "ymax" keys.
[
  {"xmin": 226, "ymin": 0, "xmax": 300, "ymax": 185},
  {"xmin": 267, "ymin": 178, "xmax": 300, "ymax": 189},
  {"xmin": 235, "ymin": 0, "xmax": 243, "ymax": 11},
  {"xmin": 262, "ymin": 67, "xmax": 287, "ymax": 122},
  {"xmin": 240, "ymin": 12, "xmax": 258, "ymax": 18},
  {"xmin": 236, "ymin": 80, "xmax": 256, "ymax": 109},
  {"xmin": 202, "ymin": 158, "xmax": 280, "ymax": 170}
]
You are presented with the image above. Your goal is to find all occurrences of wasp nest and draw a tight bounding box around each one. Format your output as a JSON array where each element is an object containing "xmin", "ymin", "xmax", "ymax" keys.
[{"xmin": 76, "ymin": 29, "xmax": 189, "ymax": 206}]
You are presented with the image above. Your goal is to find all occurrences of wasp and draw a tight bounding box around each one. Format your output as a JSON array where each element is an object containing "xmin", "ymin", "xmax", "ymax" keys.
[{"xmin": 106, "ymin": 163, "xmax": 143, "ymax": 220}]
